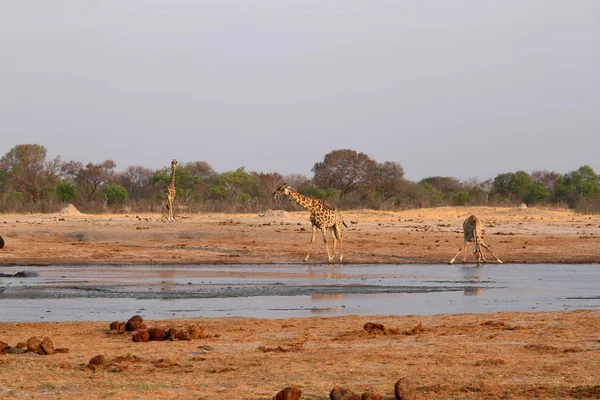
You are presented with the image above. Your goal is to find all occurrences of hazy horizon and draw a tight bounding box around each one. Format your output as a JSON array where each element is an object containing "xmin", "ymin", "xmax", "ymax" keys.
[{"xmin": 1, "ymin": 1, "xmax": 598, "ymax": 182}]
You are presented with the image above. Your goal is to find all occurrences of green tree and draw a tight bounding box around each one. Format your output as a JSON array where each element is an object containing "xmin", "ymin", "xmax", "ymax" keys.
[
  {"xmin": 210, "ymin": 167, "xmax": 259, "ymax": 201},
  {"xmin": 0, "ymin": 144, "xmax": 60, "ymax": 206},
  {"xmin": 104, "ymin": 184, "xmax": 128, "ymax": 206},
  {"xmin": 554, "ymin": 165, "xmax": 600, "ymax": 207},
  {"xmin": 56, "ymin": 181, "xmax": 77, "ymax": 205}
]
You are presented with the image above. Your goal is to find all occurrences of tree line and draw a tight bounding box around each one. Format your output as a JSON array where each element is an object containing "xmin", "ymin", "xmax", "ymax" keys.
[{"xmin": 1, "ymin": 144, "xmax": 599, "ymax": 214}]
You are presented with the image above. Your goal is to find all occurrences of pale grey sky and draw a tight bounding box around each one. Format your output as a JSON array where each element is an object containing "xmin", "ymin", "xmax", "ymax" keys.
[{"xmin": 1, "ymin": 1, "xmax": 598, "ymax": 182}]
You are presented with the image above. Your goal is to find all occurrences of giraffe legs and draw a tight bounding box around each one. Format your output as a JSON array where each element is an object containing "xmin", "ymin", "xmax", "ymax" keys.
[
  {"xmin": 449, "ymin": 240, "xmax": 469, "ymax": 264},
  {"xmin": 305, "ymin": 225, "xmax": 318, "ymax": 262},
  {"xmin": 330, "ymin": 225, "xmax": 343, "ymax": 262},
  {"xmin": 478, "ymin": 240, "xmax": 503, "ymax": 264},
  {"xmin": 162, "ymin": 198, "xmax": 175, "ymax": 222},
  {"xmin": 450, "ymin": 240, "xmax": 502, "ymax": 264}
]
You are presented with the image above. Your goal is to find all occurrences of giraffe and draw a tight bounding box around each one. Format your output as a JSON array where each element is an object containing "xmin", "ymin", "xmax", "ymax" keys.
[
  {"xmin": 162, "ymin": 159, "xmax": 178, "ymax": 222},
  {"xmin": 449, "ymin": 215, "xmax": 502, "ymax": 265},
  {"xmin": 273, "ymin": 183, "xmax": 347, "ymax": 262}
]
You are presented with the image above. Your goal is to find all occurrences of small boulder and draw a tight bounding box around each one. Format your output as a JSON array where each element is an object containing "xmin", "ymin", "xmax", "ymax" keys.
[
  {"xmin": 88, "ymin": 355, "xmax": 107, "ymax": 366},
  {"xmin": 40, "ymin": 337, "xmax": 54, "ymax": 355},
  {"xmin": 187, "ymin": 324, "xmax": 203, "ymax": 339},
  {"xmin": 394, "ymin": 378, "xmax": 416, "ymax": 400},
  {"xmin": 126, "ymin": 315, "xmax": 144, "ymax": 331},
  {"xmin": 109, "ymin": 321, "xmax": 120, "ymax": 330},
  {"xmin": 148, "ymin": 328, "xmax": 167, "ymax": 341},
  {"xmin": 16, "ymin": 342, "xmax": 27, "ymax": 349},
  {"xmin": 0, "ymin": 341, "xmax": 8, "ymax": 352},
  {"xmin": 273, "ymin": 386, "xmax": 302, "ymax": 400},
  {"xmin": 362, "ymin": 392, "xmax": 382, "ymax": 400},
  {"xmin": 167, "ymin": 328, "xmax": 190, "ymax": 341},
  {"xmin": 26, "ymin": 336, "xmax": 42, "ymax": 353},
  {"xmin": 132, "ymin": 330, "xmax": 150, "ymax": 342},
  {"xmin": 330, "ymin": 386, "xmax": 361, "ymax": 400}
]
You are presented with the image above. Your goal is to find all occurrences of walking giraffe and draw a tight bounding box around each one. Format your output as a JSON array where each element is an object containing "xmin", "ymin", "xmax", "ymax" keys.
[
  {"xmin": 449, "ymin": 215, "xmax": 502, "ymax": 265},
  {"xmin": 273, "ymin": 183, "xmax": 347, "ymax": 262},
  {"xmin": 162, "ymin": 159, "xmax": 178, "ymax": 222}
]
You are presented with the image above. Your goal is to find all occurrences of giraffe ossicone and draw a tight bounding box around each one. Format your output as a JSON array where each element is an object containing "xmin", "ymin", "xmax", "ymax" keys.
[
  {"xmin": 273, "ymin": 183, "xmax": 347, "ymax": 263},
  {"xmin": 449, "ymin": 215, "xmax": 502, "ymax": 265}
]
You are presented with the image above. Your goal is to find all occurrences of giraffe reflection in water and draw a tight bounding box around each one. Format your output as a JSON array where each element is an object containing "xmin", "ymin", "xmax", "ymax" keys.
[
  {"xmin": 462, "ymin": 266, "xmax": 483, "ymax": 296},
  {"xmin": 160, "ymin": 270, "xmax": 175, "ymax": 298}
]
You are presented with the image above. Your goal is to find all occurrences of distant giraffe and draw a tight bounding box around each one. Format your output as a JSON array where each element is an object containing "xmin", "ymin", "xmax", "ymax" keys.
[
  {"xmin": 162, "ymin": 159, "xmax": 178, "ymax": 222},
  {"xmin": 273, "ymin": 183, "xmax": 347, "ymax": 262},
  {"xmin": 449, "ymin": 215, "xmax": 502, "ymax": 265}
]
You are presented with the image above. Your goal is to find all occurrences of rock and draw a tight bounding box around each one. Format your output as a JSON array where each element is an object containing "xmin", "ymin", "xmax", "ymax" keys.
[
  {"xmin": 118, "ymin": 322, "xmax": 127, "ymax": 332},
  {"xmin": 167, "ymin": 328, "xmax": 190, "ymax": 341},
  {"xmin": 109, "ymin": 321, "xmax": 120, "ymax": 330},
  {"xmin": 4, "ymin": 347, "xmax": 27, "ymax": 354},
  {"xmin": 364, "ymin": 322, "xmax": 386, "ymax": 334},
  {"xmin": 132, "ymin": 330, "xmax": 150, "ymax": 342},
  {"xmin": 0, "ymin": 234, "xmax": 4, "ymax": 248},
  {"xmin": 330, "ymin": 386, "xmax": 361, "ymax": 400},
  {"xmin": 54, "ymin": 348, "xmax": 70, "ymax": 353},
  {"xmin": 394, "ymin": 378, "xmax": 416, "ymax": 400},
  {"xmin": 0, "ymin": 341, "xmax": 8, "ymax": 352},
  {"xmin": 273, "ymin": 386, "xmax": 302, "ymax": 400},
  {"xmin": 148, "ymin": 328, "xmax": 167, "ymax": 341},
  {"xmin": 361, "ymin": 392, "xmax": 382, "ymax": 400},
  {"xmin": 16, "ymin": 342, "xmax": 26, "ymax": 348},
  {"xmin": 26, "ymin": 336, "xmax": 42, "ymax": 353},
  {"xmin": 88, "ymin": 355, "xmax": 107, "ymax": 366},
  {"xmin": 187, "ymin": 324, "xmax": 203, "ymax": 339},
  {"xmin": 126, "ymin": 315, "xmax": 144, "ymax": 331},
  {"xmin": 40, "ymin": 337, "xmax": 54, "ymax": 355}
]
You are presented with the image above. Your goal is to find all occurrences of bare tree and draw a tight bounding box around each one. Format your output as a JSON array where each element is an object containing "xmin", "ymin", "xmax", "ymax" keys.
[{"xmin": 61, "ymin": 160, "xmax": 117, "ymax": 201}]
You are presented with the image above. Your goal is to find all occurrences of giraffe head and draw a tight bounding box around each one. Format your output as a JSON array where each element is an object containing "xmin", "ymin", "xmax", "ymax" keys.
[
  {"xmin": 272, "ymin": 183, "xmax": 290, "ymax": 202},
  {"xmin": 171, "ymin": 159, "xmax": 178, "ymax": 169}
]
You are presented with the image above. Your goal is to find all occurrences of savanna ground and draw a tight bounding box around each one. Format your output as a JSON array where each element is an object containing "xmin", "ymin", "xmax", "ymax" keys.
[{"xmin": 1, "ymin": 206, "xmax": 599, "ymax": 399}]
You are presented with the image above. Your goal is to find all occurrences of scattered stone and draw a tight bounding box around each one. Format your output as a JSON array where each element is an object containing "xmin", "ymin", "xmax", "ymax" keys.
[
  {"xmin": 187, "ymin": 324, "xmax": 203, "ymax": 339},
  {"xmin": 361, "ymin": 392, "xmax": 382, "ymax": 400},
  {"xmin": 148, "ymin": 328, "xmax": 167, "ymax": 341},
  {"xmin": 126, "ymin": 315, "xmax": 144, "ymax": 331},
  {"xmin": 4, "ymin": 347, "xmax": 27, "ymax": 354},
  {"xmin": 0, "ymin": 341, "xmax": 8, "ymax": 352},
  {"xmin": 88, "ymin": 354, "xmax": 107, "ymax": 366},
  {"xmin": 26, "ymin": 336, "xmax": 42, "ymax": 353},
  {"xmin": 40, "ymin": 337, "xmax": 54, "ymax": 355},
  {"xmin": 273, "ymin": 386, "xmax": 302, "ymax": 400},
  {"xmin": 118, "ymin": 322, "xmax": 127, "ymax": 332},
  {"xmin": 132, "ymin": 331, "xmax": 150, "ymax": 342},
  {"xmin": 198, "ymin": 345, "xmax": 214, "ymax": 352},
  {"xmin": 364, "ymin": 322, "xmax": 386, "ymax": 334},
  {"xmin": 394, "ymin": 378, "xmax": 416, "ymax": 400},
  {"xmin": 403, "ymin": 323, "xmax": 424, "ymax": 336},
  {"xmin": 54, "ymin": 348, "xmax": 70, "ymax": 354},
  {"xmin": 16, "ymin": 342, "xmax": 26, "ymax": 349},
  {"xmin": 109, "ymin": 321, "xmax": 120, "ymax": 330},
  {"xmin": 330, "ymin": 386, "xmax": 361, "ymax": 400},
  {"xmin": 167, "ymin": 328, "xmax": 190, "ymax": 341}
]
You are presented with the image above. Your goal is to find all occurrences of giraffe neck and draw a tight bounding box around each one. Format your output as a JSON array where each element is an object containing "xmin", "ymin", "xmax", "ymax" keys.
[
  {"xmin": 169, "ymin": 167, "xmax": 176, "ymax": 189},
  {"xmin": 285, "ymin": 189, "xmax": 321, "ymax": 213}
]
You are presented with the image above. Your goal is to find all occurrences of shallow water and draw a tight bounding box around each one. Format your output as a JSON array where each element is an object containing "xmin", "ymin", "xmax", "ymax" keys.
[{"xmin": 1, "ymin": 264, "xmax": 599, "ymax": 322}]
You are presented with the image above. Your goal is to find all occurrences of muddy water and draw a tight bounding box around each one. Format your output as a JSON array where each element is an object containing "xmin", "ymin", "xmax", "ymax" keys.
[{"xmin": 1, "ymin": 264, "xmax": 599, "ymax": 322}]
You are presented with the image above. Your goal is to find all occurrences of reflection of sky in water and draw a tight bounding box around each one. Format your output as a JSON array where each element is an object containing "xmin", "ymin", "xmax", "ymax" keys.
[{"xmin": 1, "ymin": 264, "xmax": 599, "ymax": 322}]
